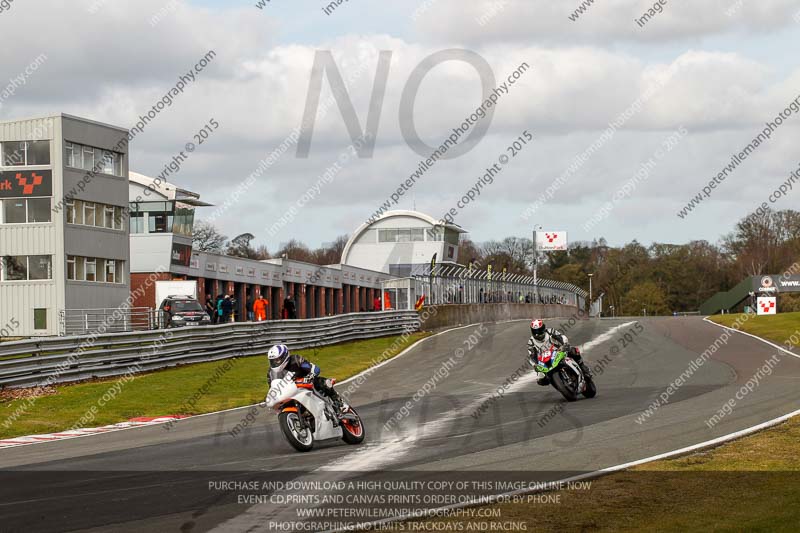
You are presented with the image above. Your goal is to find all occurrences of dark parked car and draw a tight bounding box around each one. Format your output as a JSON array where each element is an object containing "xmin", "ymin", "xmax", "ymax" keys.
[{"xmin": 159, "ymin": 295, "xmax": 211, "ymax": 328}]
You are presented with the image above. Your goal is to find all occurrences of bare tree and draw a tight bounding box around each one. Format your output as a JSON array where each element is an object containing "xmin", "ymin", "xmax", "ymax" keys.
[
  {"xmin": 458, "ymin": 237, "xmax": 483, "ymax": 267},
  {"xmin": 227, "ymin": 233, "xmax": 261, "ymax": 259},
  {"xmin": 192, "ymin": 220, "xmax": 227, "ymax": 253},
  {"xmin": 255, "ymin": 244, "xmax": 270, "ymax": 260},
  {"xmin": 722, "ymin": 208, "xmax": 795, "ymax": 276},
  {"xmin": 482, "ymin": 237, "xmax": 532, "ymax": 273},
  {"xmin": 313, "ymin": 234, "xmax": 350, "ymax": 265},
  {"xmin": 276, "ymin": 239, "xmax": 315, "ymax": 263}
]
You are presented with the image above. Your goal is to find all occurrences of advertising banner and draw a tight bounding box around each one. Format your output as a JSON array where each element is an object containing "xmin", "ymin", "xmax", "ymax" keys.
[
  {"xmin": 536, "ymin": 230, "xmax": 568, "ymax": 251},
  {"xmin": 171, "ymin": 243, "xmax": 193, "ymax": 267},
  {"xmin": 753, "ymin": 275, "xmax": 800, "ymax": 293},
  {"xmin": 0, "ymin": 170, "xmax": 53, "ymax": 198}
]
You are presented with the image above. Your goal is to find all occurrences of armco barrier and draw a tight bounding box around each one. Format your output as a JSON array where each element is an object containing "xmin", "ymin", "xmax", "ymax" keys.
[
  {"xmin": 0, "ymin": 311, "xmax": 419, "ymax": 389},
  {"xmin": 418, "ymin": 303, "xmax": 579, "ymax": 331}
]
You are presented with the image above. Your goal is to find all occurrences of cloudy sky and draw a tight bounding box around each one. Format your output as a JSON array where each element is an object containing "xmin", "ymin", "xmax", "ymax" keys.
[{"xmin": 2, "ymin": 0, "xmax": 799, "ymax": 250}]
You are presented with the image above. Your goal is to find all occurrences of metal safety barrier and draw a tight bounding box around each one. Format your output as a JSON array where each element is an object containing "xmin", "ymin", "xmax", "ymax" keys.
[
  {"xmin": 0, "ymin": 311, "xmax": 420, "ymax": 389},
  {"xmin": 59, "ymin": 308, "xmax": 161, "ymax": 336}
]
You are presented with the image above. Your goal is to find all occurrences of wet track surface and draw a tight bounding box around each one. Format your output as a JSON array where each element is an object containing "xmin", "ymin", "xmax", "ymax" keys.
[{"xmin": 1, "ymin": 317, "xmax": 799, "ymax": 532}]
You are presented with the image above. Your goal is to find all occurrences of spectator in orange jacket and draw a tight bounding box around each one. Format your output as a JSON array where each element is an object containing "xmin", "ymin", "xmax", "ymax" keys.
[{"xmin": 254, "ymin": 295, "xmax": 269, "ymax": 321}]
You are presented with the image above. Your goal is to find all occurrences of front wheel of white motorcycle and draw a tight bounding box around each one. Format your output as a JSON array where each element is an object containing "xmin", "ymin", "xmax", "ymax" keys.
[
  {"xmin": 279, "ymin": 411, "xmax": 314, "ymax": 452},
  {"xmin": 340, "ymin": 407, "xmax": 366, "ymax": 445}
]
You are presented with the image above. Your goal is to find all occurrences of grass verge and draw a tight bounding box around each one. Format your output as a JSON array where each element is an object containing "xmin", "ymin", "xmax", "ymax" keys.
[
  {"xmin": 418, "ymin": 415, "xmax": 800, "ymax": 532},
  {"xmin": 708, "ymin": 311, "xmax": 800, "ymax": 347},
  {"xmin": 0, "ymin": 332, "xmax": 429, "ymax": 440}
]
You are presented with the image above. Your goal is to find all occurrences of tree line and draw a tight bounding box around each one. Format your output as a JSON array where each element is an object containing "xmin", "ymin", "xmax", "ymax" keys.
[
  {"xmin": 192, "ymin": 220, "xmax": 349, "ymax": 266},
  {"xmin": 193, "ymin": 208, "xmax": 800, "ymax": 315}
]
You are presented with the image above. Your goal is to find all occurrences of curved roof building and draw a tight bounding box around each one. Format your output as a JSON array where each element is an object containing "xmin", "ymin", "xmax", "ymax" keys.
[{"xmin": 341, "ymin": 210, "xmax": 467, "ymax": 276}]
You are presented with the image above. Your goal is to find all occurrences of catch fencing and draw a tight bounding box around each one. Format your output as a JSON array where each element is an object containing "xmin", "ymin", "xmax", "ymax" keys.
[
  {"xmin": 383, "ymin": 264, "xmax": 587, "ymax": 310},
  {"xmin": 0, "ymin": 311, "xmax": 419, "ymax": 388}
]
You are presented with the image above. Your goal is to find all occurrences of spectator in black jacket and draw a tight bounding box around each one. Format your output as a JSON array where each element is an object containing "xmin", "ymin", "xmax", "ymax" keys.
[
  {"xmin": 221, "ymin": 295, "xmax": 234, "ymax": 323},
  {"xmin": 205, "ymin": 296, "xmax": 216, "ymax": 320},
  {"xmin": 246, "ymin": 295, "xmax": 254, "ymax": 321},
  {"xmin": 284, "ymin": 295, "xmax": 297, "ymax": 319}
]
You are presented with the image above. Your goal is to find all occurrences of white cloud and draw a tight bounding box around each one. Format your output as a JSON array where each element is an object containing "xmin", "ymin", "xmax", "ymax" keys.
[
  {"xmin": 1, "ymin": 0, "xmax": 798, "ymax": 247},
  {"xmin": 413, "ymin": 0, "xmax": 799, "ymax": 44}
]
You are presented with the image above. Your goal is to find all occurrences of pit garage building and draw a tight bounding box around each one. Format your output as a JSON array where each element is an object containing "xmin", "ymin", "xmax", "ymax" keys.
[{"xmin": 128, "ymin": 173, "xmax": 393, "ymax": 320}]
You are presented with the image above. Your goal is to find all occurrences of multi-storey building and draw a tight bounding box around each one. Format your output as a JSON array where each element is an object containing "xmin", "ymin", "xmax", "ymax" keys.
[{"xmin": 0, "ymin": 114, "xmax": 130, "ymax": 336}]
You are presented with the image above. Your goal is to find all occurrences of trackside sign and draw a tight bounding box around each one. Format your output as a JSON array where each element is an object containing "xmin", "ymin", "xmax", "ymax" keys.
[
  {"xmin": 536, "ymin": 230, "xmax": 568, "ymax": 251},
  {"xmin": 757, "ymin": 296, "xmax": 777, "ymax": 315},
  {"xmin": 0, "ymin": 170, "xmax": 53, "ymax": 198},
  {"xmin": 753, "ymin": 275, "xmax": 800, "ymax": 293}
]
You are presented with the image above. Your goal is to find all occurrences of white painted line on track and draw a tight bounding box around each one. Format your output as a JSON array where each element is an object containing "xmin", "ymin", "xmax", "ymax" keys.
[
  {"xmin": 703, "ymin": 317, "xmax": 800, "ymax": 361},
  {"xmin": 325, "ymin": 405, "xmax": 800, "ymax": 532},
  {"xmin": 322, "ymin": 317, "xmax": 800, "ymax": 532},
  {"xmin": 317, "ymin": 322, "xmax": 636, "ymax": 474},
  {"xmin": 459, "ymin": 321, "xmax": 638, "ymax": 417}
]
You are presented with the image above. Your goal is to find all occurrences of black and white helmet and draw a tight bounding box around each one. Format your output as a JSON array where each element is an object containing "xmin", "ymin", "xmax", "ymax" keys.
[{"xmin": 268, "ymin": 344, "xmax": 290, "ymax": 372}]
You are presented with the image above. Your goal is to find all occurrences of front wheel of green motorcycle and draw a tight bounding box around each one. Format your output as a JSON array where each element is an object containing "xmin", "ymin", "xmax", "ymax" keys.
[{"xmin": 551, "ymin": 368, "xmax": 579, "ymax": 402}]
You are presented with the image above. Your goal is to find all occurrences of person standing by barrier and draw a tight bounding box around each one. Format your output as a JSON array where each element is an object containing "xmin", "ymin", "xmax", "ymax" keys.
[
  {"xmin": 230, "ymin": 295, "xmax": 238, "ymax": 321},
  {"xmin": 254, "ymin": 295, "xmax": 269, "ymax": 321},
  {"xmin": 215, "ymin": 294, "xmax": 224, "ymax": 324},
  {"xmin": 285, "ymin": 295, "xmax": 297, "ymax": 319},
  {"xmin": 246, "ymin": 295, "xmax": 255, "ymax": 322},
  {"xmin": 373, "ymin": 295, "xmax": 381, "ymax": 312},
  {"xmin": 384, "ymin": 291, "xmax": 392, "ymax": 310},
  {"xmin": 205, "ymin": 296, "xmax": 215, "ymax": 320},
  {"xmin": 221, "ymin": 294, "xmax": 233, "ymax": 323}
]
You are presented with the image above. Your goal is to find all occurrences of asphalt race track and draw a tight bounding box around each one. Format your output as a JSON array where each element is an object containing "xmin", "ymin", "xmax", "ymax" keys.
[{"xmin": 1, "ymin": 317, "xmax": 799, "ymax": 532}]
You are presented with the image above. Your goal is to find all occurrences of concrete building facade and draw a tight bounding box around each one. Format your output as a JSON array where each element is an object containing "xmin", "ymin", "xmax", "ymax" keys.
[{"xmin": 0, "ymin": 114, "xmax": 130, "ymax": 336}]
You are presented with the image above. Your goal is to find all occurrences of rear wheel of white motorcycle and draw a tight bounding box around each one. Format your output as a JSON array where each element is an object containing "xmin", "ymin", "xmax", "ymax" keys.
[
  {"xmin": 279, "ymin": 411, "xmax": 314, "ymax": 452},
  {"xmin": 551, "ymin": 368, "xmax": 579, "ymax": 402},
  {"xmin": 340, "ymin": 407, "xmax": 366, "ymax": 445}
]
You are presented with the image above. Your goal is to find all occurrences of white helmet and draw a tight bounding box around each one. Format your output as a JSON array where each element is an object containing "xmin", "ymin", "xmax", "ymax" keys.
[{"xmin": 268, "ymin": 344, "xmax": 290, "ymax": 372}]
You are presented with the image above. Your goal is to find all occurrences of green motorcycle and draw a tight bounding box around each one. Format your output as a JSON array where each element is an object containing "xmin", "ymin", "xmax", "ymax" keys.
[{"xmin": 534, "ymin": 345, "xmax": 597, "ymax": 402}]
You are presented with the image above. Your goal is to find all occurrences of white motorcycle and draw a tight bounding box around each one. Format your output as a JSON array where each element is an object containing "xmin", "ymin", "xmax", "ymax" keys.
[{"xmin": 265, "ymin": 372, "xmax": 365, "ymax": 452}]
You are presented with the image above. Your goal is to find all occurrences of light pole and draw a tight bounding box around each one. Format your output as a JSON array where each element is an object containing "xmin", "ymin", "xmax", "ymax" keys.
[
  {"xmin": 532, "ymin": 225, "xmax": 542, "ymax": 302},
  {"xmin": 588, "ymin": 273, "xmax": 593, "ymax": 317}
]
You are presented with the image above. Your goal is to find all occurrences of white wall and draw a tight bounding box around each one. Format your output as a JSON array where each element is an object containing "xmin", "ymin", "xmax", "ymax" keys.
[{"xmin": 129, "ymin": 233, "xmax": 173, "ymax": 273}]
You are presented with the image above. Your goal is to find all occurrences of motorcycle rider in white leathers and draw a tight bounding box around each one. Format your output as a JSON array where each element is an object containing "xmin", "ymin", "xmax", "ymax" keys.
[
  {"xmin": 267, "ymin": 344, "xmax": 347, "ymax": 413},
  {"xmin": 527, "ymin": 319, "xmax": 593, "ymax": 385}
]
